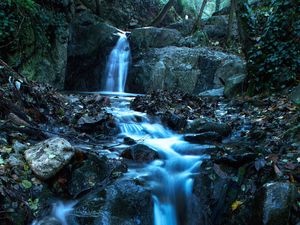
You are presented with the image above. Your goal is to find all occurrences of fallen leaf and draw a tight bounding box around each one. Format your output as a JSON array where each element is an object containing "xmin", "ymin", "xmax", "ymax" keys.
[
  {"xmin": 273, "ymin": 163, "xmax": 283, "ymax": 177},
  {"xmin": 231, "ymin": 200, "xmax": 243, "ymax": 211},
  {"xmin": 21, "ymin": 180, "xmax": 32, "ymax": 189},
  {"xmin": 255, "ymin": 158, "xmax": 266, "ymax": 171}
]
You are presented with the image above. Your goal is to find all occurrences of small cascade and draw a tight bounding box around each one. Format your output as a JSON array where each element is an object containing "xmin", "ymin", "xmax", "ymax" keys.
[
  {"xmin": 107, "ymin": 97, "xmax": 208, "ymax": 225},
  {"xmin": 102, "ymin": 33, "xmax": 131, "ymax": 93}
]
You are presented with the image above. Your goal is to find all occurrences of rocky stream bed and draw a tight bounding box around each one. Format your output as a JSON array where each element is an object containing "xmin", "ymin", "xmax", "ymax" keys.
[{"xmin": 0, "ymin": 70, "xmax": 299, "ymax": 225}]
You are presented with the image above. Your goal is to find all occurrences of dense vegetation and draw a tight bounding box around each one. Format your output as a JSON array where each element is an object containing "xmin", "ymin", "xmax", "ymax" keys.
[{"xmin": 238, "ymin": 0, "xmax": 300, "ymax": 93}]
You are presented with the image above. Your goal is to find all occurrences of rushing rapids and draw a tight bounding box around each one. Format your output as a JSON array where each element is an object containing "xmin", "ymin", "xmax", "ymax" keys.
[{"xmin": 107, "ymin": 96, "xmax": 209, "ymax": 225}]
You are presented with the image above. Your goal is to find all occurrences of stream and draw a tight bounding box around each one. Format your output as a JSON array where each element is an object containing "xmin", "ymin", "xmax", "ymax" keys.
[
  {"xmin": 35, "ymin": 35, "xmax": 211, "ymax": 225},
  {"xmin": 107, "ymin": 95, "xmax": 209, "ymax": 225}
]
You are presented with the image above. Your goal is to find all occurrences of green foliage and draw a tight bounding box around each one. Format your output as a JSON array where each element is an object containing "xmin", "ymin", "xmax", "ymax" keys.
[
  {"xmin": 243, "ymin": 0, "xmax": 300, "ymax": 93},
  {"xmin": 0, "ymin": 0, "xmax": 66, "ymax": 57},
  {"xmin": 0, "ymin": 0, "xmax": 37, "ymax": 43}
]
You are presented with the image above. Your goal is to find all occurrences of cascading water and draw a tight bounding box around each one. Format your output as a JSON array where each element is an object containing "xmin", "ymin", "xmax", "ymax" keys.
[
  {"xmin": 107, "ymin": 97, "xmax": 209, "ymax": 225},
  {"xmin": 34, "ymin": 32, "xmax": 209, "ymax": 225},
  {"xmin": 102, "ymin": 33, "xmax": 131, "ymax": 93}
]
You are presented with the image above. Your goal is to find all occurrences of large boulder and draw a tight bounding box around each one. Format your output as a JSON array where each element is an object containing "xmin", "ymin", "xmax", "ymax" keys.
[
  {"xmin": 121, "ymin": 144, "xmax": 159, "ymax": 162},
  {"xmin": 224, "ymin": 73, "xmax": 247, "ymax": 98},
  {"xmin": 128, "ymin": 46, "xmax": 245, "ymax": 94},
  {"xmin": 202, "ymin": 15, "xmax": 238, "ymax": 41},
  {"xmin": 130, "ymin": 27, "xmax": 183, "ymax": 50},
  {"xmin": 25, "ymin": 137, "xmax": 74, "ymax": 180},
  {"xmin": 167, "ymin": 19, "xmax": 194, "ymax": 36},
  {"xmin": 65, "ymin": 11, "xmax": 121, "ymax": 91},
  {"xmin": 73, "ymin": 179, "xmax": 153, "ymax": 225},
  {"xmin": 253, "ymin": 182, "xmax": 296, "ymax": 225}
]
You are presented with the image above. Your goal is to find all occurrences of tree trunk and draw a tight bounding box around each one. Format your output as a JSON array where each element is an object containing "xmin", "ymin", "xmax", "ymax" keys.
[
  {"xmin": 215, "ymin": 0, "xmax": 221, "ymax": 12},
  {"xmin": 235, "ymin": 0, "xmax": 254, "ymax": 57},
  {"xmin": 191, "ymin": 0, "xmax": 208, "ymax": 34},
  {"xmin": 150, "ymin": 0, "xmax": 176, "ymax": 27},
  {"xmin": 227, "ymin": 0, "xmax": 236, "ymax": 44}
]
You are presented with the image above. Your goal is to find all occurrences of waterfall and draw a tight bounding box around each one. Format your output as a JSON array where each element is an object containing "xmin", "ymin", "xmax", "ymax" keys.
[{"xmin": 102, "ymin": 33, "xmax": 131, "ymax": 93}]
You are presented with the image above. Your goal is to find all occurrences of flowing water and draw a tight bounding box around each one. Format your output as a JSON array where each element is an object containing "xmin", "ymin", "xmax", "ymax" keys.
[
  {"xmin": 34, "ymin": 32, "xmax": 210, "ymax": 225},
  {"xmin": 107, "ymin": 96, "xmax": 209, "ymax": 225},
  {"xmin": 101, "ymin": 33, "xmax": 131, "ymax": 93}
]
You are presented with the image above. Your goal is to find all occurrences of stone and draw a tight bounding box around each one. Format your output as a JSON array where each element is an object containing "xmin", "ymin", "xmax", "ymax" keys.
[
  {"xmin": 224, "ymin": 74, "xmax": 247, "ymax": 98},
  {"xmin": 167, "ymin": 19, "xmax": 194, "ymax": 36},
  {"xmin": 12, "ymin": 141, "xmax": 27, "ymax": 153},
  {"xmin": 214, "ymin": 60, "xmax": 246, "ymax": 87},
  {"xmin": 290, "ymin": 85, "xmax": 300, "ymax": 105},
  {"xmin": 130, "ymin": 27, "xmax": 183, "ymax": 50},
  {"xmin": 186, "ymin": 120, "xmax": 232, "ymax": 137},
  {"xmin": 253, "ymin": 182, "xmax": 296, "ymax": 225},
  {"xmin": 124, "ymin": 137, "xmax": 136, "ymax": 145},
  {"xmin": 198, "ymin": 88, "xmax": 224, "ymax": 96},
  {"xmin": 128, "ymin": 46, "xmax": 245, "ymax": 94},
  {"xmin": 65, "ymin": 12, "xmax": 121, "ymax": 91},
  {"xmin": 25, "ymin": 137, "xmax": 74, "ymax": 180},
  {"xmin": 121, "ymin": 144, "xmax": 159, "ymax": 162},
  {"xmin": 73, "ymin": 179, "xmax": 153, "ymax": 225},
  {"xmin": 161, "ymin": 112, "xmax": 187, "ymax": 131},
  {"xmin": 184, "ymin": 132, "xmax": 222, "ymax": 144},
  {"xmin": 68, "ymin": 156, "xmax": 111, "ymax": 197}
]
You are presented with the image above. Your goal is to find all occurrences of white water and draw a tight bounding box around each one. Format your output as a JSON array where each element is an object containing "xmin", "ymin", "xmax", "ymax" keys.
[
  {"xmin": 32, "ymin": 96, "xmax": 208, "ymax": 225},
  {"xmin": 108, "ymin": 97, "xmax": 209, "ymax": 225},
  {"xmin": 102, "ymin": 33, "xmax": 131, "ymax": 93}
]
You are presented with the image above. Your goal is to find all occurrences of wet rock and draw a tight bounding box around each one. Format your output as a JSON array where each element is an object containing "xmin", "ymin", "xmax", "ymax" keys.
[
  {"xmin": 199, "ymin": 88, "xmax": 224, "ymax": 97},
  {"xmin": 74, "ymin": 179, "xmax": 153, "ymax": 225},
  {"xmin": 213, "ymin": 153, "xmax": 257, "ymax": 168},
  {"xmin": 192, "ymin": 161, "xmax": 242, "ymax": 225},
  {"xmin": 253, "ymin": 182, "xmax": 296, "ymax": 225},
  {"xmin": 7, "ymin": 154, "xmax": 24, "ymax": 167},
  {"xmin": 186, "ymin": 120, "xmax": 232, "ymax": 137},
  {"xmin": 128, "ymin": 46, "xmax": 244, "ymax": 94},
  {"xmin": 224, "ymin": 74, "xmax": 247, "ymax": 98},
  {"xmin": 25, "ymin": 137, "xmax": 74, "ymax": 180},
  {"xmin": 131, "ymin": 27, "xmax": 182, "ymax": 50},
  {"xmin": 68, "ymin": 156, "xmax": 112, "ymax": 197},
  {"xmin": 121, "ymin": 144, "xmax": 159, "ymax": 162},
  {"xmin": 76, "ymin": 113, "xmax": 117, "ymax": 135},
  {"xmin": 124, "ymin": 137, "xmax": 136, "ymax": 145},
  {"xmin": 184, "ymin": 132, "xmax": 222, "ymax": 144},
  {"xmin": 161, "ymin": 112, "xmax": 187, "ymax": 131},
  {"xmin": 12, "ymin": 141, "xmax": 27, "ymax": 153}
]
